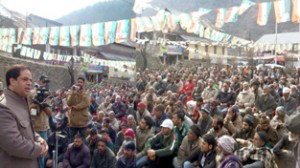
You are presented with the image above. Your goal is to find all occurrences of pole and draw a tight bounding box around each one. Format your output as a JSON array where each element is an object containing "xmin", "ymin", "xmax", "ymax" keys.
[
  {"xmin": 298, "ymin": 23, "xmax": 300, "ymax": 63},
  {"xmin": 275, "ymin": 22, "xmax": 278, "ymax": 65}
]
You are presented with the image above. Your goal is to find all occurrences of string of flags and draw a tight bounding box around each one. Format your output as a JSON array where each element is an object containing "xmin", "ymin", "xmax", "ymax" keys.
[
  {"xmin": 10, "ymin": 44, "xmax": 136, "ymax": 70},
  {"xmin": 0, "ymin": 0, "xmax": 298, "ymax": 56}
]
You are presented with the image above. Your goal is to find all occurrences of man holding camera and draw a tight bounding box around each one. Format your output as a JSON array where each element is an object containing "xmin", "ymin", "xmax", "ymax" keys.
[
  {"xmin": 67, "ymin": 77, "xmax": 90, "ymax": 142},
  {"xmin": 29, "ymin": 75, "xmax": 52, "ymax": 168},
  {"xmin": 29, "ymin": 75, "xmax": 52, "ymax": 140}
]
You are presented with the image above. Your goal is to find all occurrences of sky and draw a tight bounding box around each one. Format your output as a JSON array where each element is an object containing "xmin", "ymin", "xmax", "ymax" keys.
[{"xmin": 1, "ymin": 0, "xmax": 110, "ymax": 20}]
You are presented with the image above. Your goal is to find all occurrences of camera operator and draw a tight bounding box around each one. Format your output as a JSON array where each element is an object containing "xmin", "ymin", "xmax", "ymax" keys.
[
  {"xmin": 29, "ymin": 75, "xmax": 52, "ymax": 139},
  {"xmin": 28, "ymin": 75, "xmax": 52, "ymax": 168},
  {"xmin": 67, "ymin": 77, "xmax": 91, "ymax": 142}
]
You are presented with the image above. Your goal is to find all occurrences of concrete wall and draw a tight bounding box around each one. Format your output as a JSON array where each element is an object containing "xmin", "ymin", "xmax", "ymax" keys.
[{"xmin": 0, "ymin": 52, "xmax": 77, "ymax": 91}]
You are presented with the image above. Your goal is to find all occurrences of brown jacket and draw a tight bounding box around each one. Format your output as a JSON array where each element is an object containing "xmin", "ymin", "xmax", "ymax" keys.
[
  {"xmin": 28, "ymin": 89, "xmax": 52, "ymax": 131},
  {"xmin": 67, "ymin": 90, "xmax": 90, "ymax": 128},
  {"xmin": 0, "ymin": 89, "xmax": 42, "ymax": 168},
  {"xmin": 177, "ymin": 136, "xmax": 200, "ymax": 167}
]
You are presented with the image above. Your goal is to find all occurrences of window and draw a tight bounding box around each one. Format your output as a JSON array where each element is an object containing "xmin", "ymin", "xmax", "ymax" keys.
[
  {"xmin": 214, "ymin": 46, "xmax": 217, "ymax": 54},
  {"xmin": 222, "ymin": 47, "xmax": 225, "ymax": 54}
]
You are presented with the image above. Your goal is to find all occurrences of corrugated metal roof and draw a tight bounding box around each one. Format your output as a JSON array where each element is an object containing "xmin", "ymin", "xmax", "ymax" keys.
[
  {"xmin": 255, "ymin": 32, "xmax": 300, "ymax": 45},
  {"xmin": 101, "ymin": 52, "xmax": 135, "ymax": 62}
]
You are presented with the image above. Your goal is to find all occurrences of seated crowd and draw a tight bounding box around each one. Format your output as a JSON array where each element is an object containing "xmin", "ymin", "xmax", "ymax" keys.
[{"xmin": 12, "ymin": 65, "xmax": 300, "ymax": 168}]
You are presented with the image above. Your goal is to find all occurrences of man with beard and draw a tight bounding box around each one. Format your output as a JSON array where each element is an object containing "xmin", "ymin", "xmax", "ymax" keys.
[
  {"xmin": 183, "ymin": 134, "xmax": 217, "ymax": 168},
  {"xmin": 235, "ymin": 131, "xmax": 277, "ymax": 168},
  {"xmin": 192, "ymin": 80, "xmax": 205, "ymax": 101},
  {"xmin": 206, "ymin": 117, "xmax": 229, "ymax": 138},
  {"xmin": 202, "ymin": 78, "xmax": 218, "ymax": 104},
  {"xmin": 87, "ymin": 128, "xmax": 101, "ymax": 158},
  {"xmin": 154, "ymin": 76, "xmax": 167, "ymax": 96},
  {"xmin": 117, "ymin": 141, "xmax": 136, "ymax": 168},
  {"xmin": 233, "ymin": 115, "xmax": 255, "ymax": 144},
  {"xmin": 224, "ymin": 105, "xmax": 243, "ymax": 135},
  {"xmin": 216, "ymin": 135, "xmax": 243, "ymax": 168},
  {"xmin": 273, "ymin": 131, "xmax": 298, "ymax": 168},
  {"xmin": 278, "ymin": 87, "xmax": 298, "ymax": 116},
  {"xmin": 235, "ymin": 82, "xmax": 255, "ymax": 114},
  {"xmin": 197, "ymin": 105, "xmax": 213, "ymax": 136},
  {"xmin": 216, "ymin": 81, "xmax": 236, "ymax": 110},
  {"xmin": 63, "ymin": 134, "xmax": 90, "ymax": 168},
  {"xmin": 90, "ymin": 138, "xmax": 116, "ymax": 168},
  {"xmin": 67, "ymin": 77, "xmax": 90, "ymax": 142},
  {"xmin": 256, "ymin": 117, "xmax": 279, "ymax": 148},
  {"xmin": 255, "ymin": 85, "xmax": 277, "ymax": 119},
  {"xmin": 135, "ymin": 102, "xmax": 151, "ymax": 124},
  {"xmin": 97, "ymin": 96, "xmax": 112, "ymax": 115},
  {"xmin": 136, "ymin": 116, "xmax": 154, "ymax": 159},
  {"xmin": 112, "ymin": 95, "xmax": 126, "ymax": 121}
]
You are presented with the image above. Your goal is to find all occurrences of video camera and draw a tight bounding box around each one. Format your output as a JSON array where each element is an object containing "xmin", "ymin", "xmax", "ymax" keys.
[{"xmin": 32, "ymin": 76, "xmax": 51, "ymax": 108}]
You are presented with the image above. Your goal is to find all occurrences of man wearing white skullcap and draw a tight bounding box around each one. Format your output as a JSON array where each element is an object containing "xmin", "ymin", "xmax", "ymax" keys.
[
  {"xmin": 278, "ymin": 87, "xmax": 297, "ymax": 116},
  {"xmin": 216, "ymin": 135, "xmax": 242, "ymax": 168}
]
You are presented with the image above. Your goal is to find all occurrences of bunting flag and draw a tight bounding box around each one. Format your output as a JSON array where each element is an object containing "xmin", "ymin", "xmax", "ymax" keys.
[
  {"xmin": 130, "ymin": 18, "xmax": 137, "ymax": 42},
  {"xmin": 215, "ymin": 8, "xmax": 227, "ymax": 28},
  {"xmin": 187, "ymin": 12, "xmax": 200, "ymax": 33},
  {"xmin": 59, "ymin": 26, "xmax": 70, "ymax": 46},
  {"xmin": 167, "ymin": 14, "xmax": 180, "ymax": 32},
  {"xmin": 142, "ymin": 17, "xmax": 154, "ymax": 32},
  {"xmin": 239, "ymin": 0, "xmax": 256, "ymax": 15},
  {"xmin": 8, "ymin": 28, "xmax": 16, "ymax": 45},
  {"xmin": 80, "ymin": 24, "xmax": 92, "ymax": 47},
  {"xmin": 22, "ymin": 28, "xmax": 32, "ymax": 45},
  {"xmin": 136, "ymin": 17, "xmax": 146, "ymax": 33},
  {"xmin": 38, "ymin": 27, "xmax": 50, "ymax": 45},
  {"xmin": 225, "ymin": 6, "xmax": 239, "ymax": 23},
  {"xmin": 49, "ymin": 27, "xmax": 60, "ymax": 46},
  {"xmin": 92, "ymin": 22, "xmax": 105, "ymax": 46},
  {"xmin": 199, "ymin": 24, "xmax": 205, "ymax": 38},
  {"xmin": 17, "ymin": 28, "xmax": 23, "ymax": 44},
  {"xmin": 2, "ymin": 28, "xmax": 9, "ymax": 45},
  {"xmin": 32, "ymin": 27, "xmax": 40, "ymax": 45},
  {"xmin": 257, "ymin": 2, "xmax": 272, "ymax": 26},
  {"xmin": 179, "ymin": 13, "xmax": 191, "ymax": 30},
  {"xmin": 115, "ymin": 19, "xmax": 130, "ymax": 43},
  {"xmin": 104, "ymin": 21, "xmax": 117, "ymax": 45},
  {"xmin": 292, "ymin": 0, "xmax": 300, "ymax": 22},
  {"xmin": 20, "ymin": 46, "xmax": 27, "ymax": 56},
  {"xmin": 274, "ymin": 0, "xmax": 291, "ymax": 23},
  {"xmin": 198, "ymin": 8, "xmax": 212, "ymax": 16},
  {"xmin": 156, "ymin": 10, "xmax": 169, "ymax": 33},
  {"xmin": 151, "ymin": 15, "xmax": 162, "ymax": 31},
  {"xmin": 70, "ymin": 25, "xmax": 80, "ymax": 46},
  {"xmin": 204, "ymin": 28, "xmax": 212, "ymax": 39}
]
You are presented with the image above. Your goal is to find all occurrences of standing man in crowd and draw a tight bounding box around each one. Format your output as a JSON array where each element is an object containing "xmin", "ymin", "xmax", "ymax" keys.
[
  {"xmin": 0, "ymin": 64, "xmax": 48, "ymax": 168},
  {"xmin": 29, "ymin": 75, "xmax": 52, "ymax": 168},
  {"xmin": 67, "ymin": 77, "xmax": 90, "ymax": 142}
]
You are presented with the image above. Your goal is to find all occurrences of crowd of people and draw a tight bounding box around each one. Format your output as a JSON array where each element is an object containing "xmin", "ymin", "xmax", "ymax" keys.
[{"xmin": 1, "ymin": 63, "xmax": 300, "ymax": 168}]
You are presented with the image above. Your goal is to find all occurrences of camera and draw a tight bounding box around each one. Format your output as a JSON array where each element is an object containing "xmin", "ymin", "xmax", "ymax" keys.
[
  {"xmin": 72, "ymin": 85, "xmax": 80, "ymax": 91},
  {"xmin": 32, "ymin": 78, "xmax": 51, "ymax": 114}
]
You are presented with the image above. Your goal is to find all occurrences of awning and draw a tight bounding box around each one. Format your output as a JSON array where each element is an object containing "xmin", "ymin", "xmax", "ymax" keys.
[
  {"xmin": 101, "ymin": 52, "xmax": 135, "ymax": 62},
  {"xmin": 275, "ymin": 56, "xmax": 285, "ymax": 62}
]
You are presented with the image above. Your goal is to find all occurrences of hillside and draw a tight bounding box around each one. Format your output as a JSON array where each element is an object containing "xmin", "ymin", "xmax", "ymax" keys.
[{"xmin": 57, "ymin": 0, "xmax": 300, "ymax": 41}]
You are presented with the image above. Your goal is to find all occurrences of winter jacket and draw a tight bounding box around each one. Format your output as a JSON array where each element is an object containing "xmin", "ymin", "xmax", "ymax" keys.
[
  {"xmin": 90, "ymin": 148, "xmax": 116, "ymax": 168},
  {"xmin": 67, "ymin": 90, "xmax": 90, "ymax": 128},
  {"xmin": 63, "ymin": 143, "xmax": 90, "ymax": 168}
]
